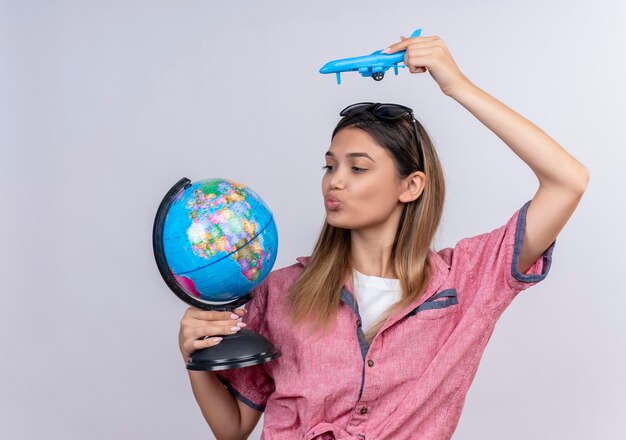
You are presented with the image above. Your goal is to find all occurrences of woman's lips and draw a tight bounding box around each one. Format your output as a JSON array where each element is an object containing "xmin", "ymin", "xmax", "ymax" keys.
[{"xmin": 325, "ymin": 196, "xmax": 340, "ymax": 210}]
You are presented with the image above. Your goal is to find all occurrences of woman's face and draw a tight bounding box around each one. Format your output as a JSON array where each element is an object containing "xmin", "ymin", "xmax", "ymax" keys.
[{"xmin": 321, "ymin": 127, "xmax": 419, "ymax": 231}]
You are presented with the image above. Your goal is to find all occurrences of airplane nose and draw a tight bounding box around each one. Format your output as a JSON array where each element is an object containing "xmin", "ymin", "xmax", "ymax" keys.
[{"xmin": 319, "ymin": 65, "xmax": 330, "ymax": 74}]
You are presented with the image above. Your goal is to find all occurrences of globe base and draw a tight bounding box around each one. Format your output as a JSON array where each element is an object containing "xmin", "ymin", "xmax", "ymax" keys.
[{"xmin": 186, "ymin": 328, "xmax": 281, "ymax": 371}]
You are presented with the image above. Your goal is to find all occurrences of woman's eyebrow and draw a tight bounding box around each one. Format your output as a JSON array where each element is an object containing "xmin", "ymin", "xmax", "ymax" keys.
[{"xmin": 324, "ymin": 151, "xmax": 376, "ymax": 162}]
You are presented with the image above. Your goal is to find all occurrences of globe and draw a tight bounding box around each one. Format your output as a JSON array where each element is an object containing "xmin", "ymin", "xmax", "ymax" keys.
[
  {"xmin": 153, "ymin": 177, "xmax": 282, "ymax": 371},
  {"xmin": 156, "ymin": 177, "xmax": 278, "ymax": 305}
]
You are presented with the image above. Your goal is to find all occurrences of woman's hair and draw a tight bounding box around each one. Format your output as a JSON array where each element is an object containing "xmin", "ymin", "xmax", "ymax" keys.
[{"xmin": 286, "ymin": 107, "xmax": 446, "ymax": 344}]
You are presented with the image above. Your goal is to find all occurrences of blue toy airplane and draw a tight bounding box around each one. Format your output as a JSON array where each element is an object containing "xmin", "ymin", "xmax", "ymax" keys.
[{"xmin": 319, "ymin": 28, "xmax": 422, "ymax": 84}]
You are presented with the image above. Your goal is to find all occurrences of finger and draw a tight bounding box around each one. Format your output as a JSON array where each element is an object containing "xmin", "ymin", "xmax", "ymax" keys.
[
  {"xmin": 405, "ymin": 48, "xmax": 437, "ymax": 71},
  {"xmin": 191, "ymin": 336, "xmax": 223, "ymax": 351},
  {"xmin": 188, "ymin": 308, "xmax": 241, "ymax": 321},
  {"xmin": 405, "ymin": 49, "xmax": 432, "ymax": 68},
  {"xmin": 407, "ymin": 44, "xmax": 444, "ymax": 56},
  {"xmin": 384, "ymin": 35, "xmax": 440, "ymax": 54},
  {"xmin": 182, "ymin": 317, "xmax": 238, "ymax": 333},
  {"xmin": 408, "ymin": 63, "xmax": 429, "ymax": 74},
  {"xmin": 182, "ymin": 314, "xmax": 246, "ymax": 339},
  {"xmin": 404, "ymin": 44, "xmax": 441, "ymax": 61},
  {"xmin": 205, "ymin": 323, "xmax": 245, "ymax": 337},
  {"xmin": 188, "ymin": 318, "xmax": 246, "ymax": 335},
  {"xmin": 405, "ymin": 51, "xmax": 429, "ymax": 73},
  {"xmin": 404, "ymin": 49, "xmax": 429, "ymax": 71},
  {"xmin": 187, "ymin": 323, "xmax": 246, "ymax": 341}
]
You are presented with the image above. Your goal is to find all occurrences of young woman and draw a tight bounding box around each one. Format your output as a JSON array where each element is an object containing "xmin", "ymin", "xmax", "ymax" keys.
[{"xmin": 178, "ymin": 34, "xmax": 589, "ymax": 440}]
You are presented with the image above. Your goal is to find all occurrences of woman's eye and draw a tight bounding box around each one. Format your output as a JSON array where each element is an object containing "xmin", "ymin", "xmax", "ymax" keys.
[{"xmin": 321, "ymin": 165, "xmax": 367, "ymax": 173}]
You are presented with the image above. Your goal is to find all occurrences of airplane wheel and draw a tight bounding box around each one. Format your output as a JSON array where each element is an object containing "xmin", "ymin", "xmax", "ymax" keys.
[{"xmin": 372, "ymin": 72, "xmax": 385, "ymax": 81}]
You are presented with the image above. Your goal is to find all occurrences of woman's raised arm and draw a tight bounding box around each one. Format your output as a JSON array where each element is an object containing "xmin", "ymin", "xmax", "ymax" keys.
[{"xmin": 384, "ymin": 34, "xmax": 589, "ymax": 271}]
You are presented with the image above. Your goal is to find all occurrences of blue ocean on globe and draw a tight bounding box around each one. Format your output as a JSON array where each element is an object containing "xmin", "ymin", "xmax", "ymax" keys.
[{"xmin": 162, "ymin": 178, "xmax": 278, "ymax": 303}]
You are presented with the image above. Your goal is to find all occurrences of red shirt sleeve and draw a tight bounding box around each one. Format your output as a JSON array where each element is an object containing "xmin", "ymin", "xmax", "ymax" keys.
[{"xmin": 455, "ymin": 200, "xmax": 556, "ymax": 315}]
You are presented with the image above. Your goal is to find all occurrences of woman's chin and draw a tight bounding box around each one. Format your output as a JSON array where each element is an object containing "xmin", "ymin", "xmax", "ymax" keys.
[
  {"xmin": 325, "ymin": 215, "xmax": 355, "ymax": 230},
  {"xmin": 324, "ymin": 215, "xmax": 341, "ymax": 227}
]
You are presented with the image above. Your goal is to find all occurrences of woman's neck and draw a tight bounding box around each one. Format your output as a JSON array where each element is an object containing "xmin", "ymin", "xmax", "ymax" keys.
[{"xmin": 350, "ymin": 241, "xmax": 396, "ymax": 278}]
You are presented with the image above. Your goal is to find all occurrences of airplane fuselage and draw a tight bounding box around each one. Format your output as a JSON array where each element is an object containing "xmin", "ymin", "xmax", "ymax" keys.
[{"xmin": 319, "ymin": 51, "xmax": 404, "ymax": 74}]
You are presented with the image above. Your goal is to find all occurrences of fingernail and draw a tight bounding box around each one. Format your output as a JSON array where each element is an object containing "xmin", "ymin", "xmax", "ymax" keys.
[
  {"xmin": 237, "ymin": 322, "xmax": 247, "ymax": 327},
  {"xmin": 230, "ymin": 326, "xmax": 241, "ymax": 332},
  {"xmin": 382, "ymin": 47, "xmax": 390, "ymax": 54},
  {"xmin": 230, "ymin": 313, "xmax": 239, "ymax": 320},
  {"xmin": 213, "ymin": 337, "xmax": 222, "ymax": 342}
]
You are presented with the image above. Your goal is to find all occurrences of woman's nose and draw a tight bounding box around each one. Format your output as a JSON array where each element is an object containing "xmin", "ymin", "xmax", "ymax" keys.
[{"xmin": 328, "ymin": 169, "xmax": 345, "ymax": 189}]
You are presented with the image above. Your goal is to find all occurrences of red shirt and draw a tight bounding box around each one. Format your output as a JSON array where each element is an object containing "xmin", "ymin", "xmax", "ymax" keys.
[{"xmin": 215, "ymin": 200, "xmax": 556, "ymax": 439}]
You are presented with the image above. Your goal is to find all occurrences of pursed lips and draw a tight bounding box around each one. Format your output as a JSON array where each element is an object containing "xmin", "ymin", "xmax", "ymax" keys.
[{"xmin": 324, "ymin": 195, "xmax": 341, "ymax": 210}]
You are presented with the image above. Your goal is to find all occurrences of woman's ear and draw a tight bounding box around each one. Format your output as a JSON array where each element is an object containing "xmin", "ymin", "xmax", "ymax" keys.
[{"xmin": 398, "ymin": 171, "xmax": 426, "ymax": 203}]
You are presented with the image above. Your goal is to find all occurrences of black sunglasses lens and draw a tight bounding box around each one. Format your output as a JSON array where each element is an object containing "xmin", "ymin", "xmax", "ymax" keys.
[
  {"xmin": 375, "ymin": 104, "xmax": 412, "ymax": 119},
  {"xmin": 340, "ymin": 102, "xmax": 375, "ymax": 117}
]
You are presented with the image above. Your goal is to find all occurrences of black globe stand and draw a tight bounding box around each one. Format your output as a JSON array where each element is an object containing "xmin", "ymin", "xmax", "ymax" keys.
[
  {"xmin": 152, "ymin": 177, "xmax": 281, "ymax": 371},
  {"xmin": 187, "ymin": 328, "xmax": 281, "ymax": 371}
]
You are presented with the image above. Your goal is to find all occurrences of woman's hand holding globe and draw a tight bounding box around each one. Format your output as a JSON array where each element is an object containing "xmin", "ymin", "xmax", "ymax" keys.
[{"xmin": 178, "ymin": 307, "xmax": 248, "ymax": 363}]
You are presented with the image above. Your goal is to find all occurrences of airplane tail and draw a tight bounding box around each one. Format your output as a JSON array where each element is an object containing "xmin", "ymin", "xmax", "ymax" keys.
[{"xmin": 410, "ymin": 28, "xmax": 422, "ymax": 38}]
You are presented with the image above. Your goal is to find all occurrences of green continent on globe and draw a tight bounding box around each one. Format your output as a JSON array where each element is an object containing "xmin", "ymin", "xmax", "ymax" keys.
[{"xmin": 185, "ymin": 179, "xmax": 269, "ymax": 284}]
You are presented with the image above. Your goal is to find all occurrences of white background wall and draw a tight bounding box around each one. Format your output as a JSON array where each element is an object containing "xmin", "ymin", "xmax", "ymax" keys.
[{"xmin": 1, "ymin": 1, "xmax": 624, "ymax": 438}]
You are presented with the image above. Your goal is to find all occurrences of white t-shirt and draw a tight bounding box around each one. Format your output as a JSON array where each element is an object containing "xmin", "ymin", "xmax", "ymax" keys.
[{"xmin": 352, "ymin": 268, "xmax": 402, "ymax": 334}]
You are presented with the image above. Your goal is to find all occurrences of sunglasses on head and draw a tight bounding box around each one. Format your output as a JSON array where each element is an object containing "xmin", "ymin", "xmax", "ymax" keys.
[{"xmin": 339, "ymin": 102, "xmax": 425, "ymax": 173}]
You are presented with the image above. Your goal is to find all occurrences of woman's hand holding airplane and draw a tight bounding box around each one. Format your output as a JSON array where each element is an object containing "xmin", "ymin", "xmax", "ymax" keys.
[{"xmin": 383, "ymin": 35, "xmax": 470, "ymax": 96}]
